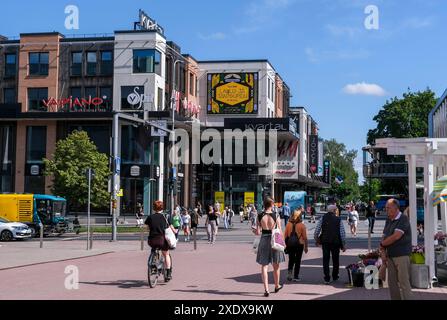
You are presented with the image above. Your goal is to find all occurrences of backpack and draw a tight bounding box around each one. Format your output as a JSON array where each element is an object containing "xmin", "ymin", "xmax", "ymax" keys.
[{"xmin": 286, "ymin": 223, "xmax": 300, "ymax": 248}]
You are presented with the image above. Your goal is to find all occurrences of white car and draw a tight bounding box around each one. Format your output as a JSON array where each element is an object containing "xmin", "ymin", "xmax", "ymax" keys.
[{"xmin": 0, "ymin": 217, "xmax": 32, "ymax": 241}]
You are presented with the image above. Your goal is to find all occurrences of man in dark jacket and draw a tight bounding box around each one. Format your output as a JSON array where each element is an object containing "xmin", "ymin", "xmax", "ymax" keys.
[
  {"xmin": 366, "ymin": 201, "xmax": 378, "ymax": 233},
  {"xmin": 314, "ymin": 205, "xmax": 347, "ymax": 284}
]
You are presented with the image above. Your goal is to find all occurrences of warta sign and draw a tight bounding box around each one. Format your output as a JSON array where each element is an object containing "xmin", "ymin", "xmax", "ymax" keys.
[{"xmin": 137, "ymin": 10, "xmax": 164, "ymax": 35}]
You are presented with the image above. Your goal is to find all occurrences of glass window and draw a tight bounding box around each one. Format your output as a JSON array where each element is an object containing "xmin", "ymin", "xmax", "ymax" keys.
[
  {"xmin": 133, "ymin": 49, "xmax": 161, "ymax": 75},
  {"xmin": 85, "ymin": 87, "xmax": 96, "ymax": 98},
  {"xmin": 100, "ymin": 87, "xmax": 112, "ymax": 110},
  {"xmin": 121, "ymin": 86, "xmax": 144, "ymax": 110},
  {"xmin": 121, "ymin": 125, "xmax": 150, "ymax": 164},
  {"xmin": 195, "ymin": 77, "xmax": 198, "ymax": 97},
  {"xmin": 0, "ymin": 125, "xmax": 14, "ymax": 193},
  {"xmin": 5, "ymin": 54, "xmax": 17, "ymax": 77},
  {"xmin": 71, "ymin": 52, "xmax": 82, "ymax": 76},
  {"xmin": 3, "ymin": 88, "xmax": 16, "ymax": 103},
  {"xmin": 29, "ymin": 52, "xmax": 49, "ymax": 76},
  {"xmin": 68, "ymin": 125, "xmax": 110, "ymax": 155},
  {"xmin": 70, "ymin": 87, "xmax": 81, "ymax": 100},
  {"xmin": 100, "ymin": 51, "xmax": 113, "ymax": 75},
  {"xmin": 86, "ymin": 52, "xmax": 97, "ymax": 76},
  {"xmin": 26, "ymin": 126, "xmax": 47, "ymax": 163},
  {"xmin": 28, "ymin": 88, "xmax": 48, "ymax": 111}
]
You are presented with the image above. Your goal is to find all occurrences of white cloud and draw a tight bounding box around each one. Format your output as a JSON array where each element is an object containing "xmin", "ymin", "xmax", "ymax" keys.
[
  {"xmin": 198, "ymin": 32, "xmax": 227, "ymax": 41},
  {"xmin": 343, "ymin": 82, "xmax": 387, "ymax": 96},
  {"xmin": 326, "ymin": 24, "xmax": 362, "ymax": 38}
]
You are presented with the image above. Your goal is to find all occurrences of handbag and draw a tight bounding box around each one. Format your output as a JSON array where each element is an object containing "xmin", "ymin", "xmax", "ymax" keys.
[
  {"xmin": 271, "ymin": 218, "xmax": 286, "ymax": 252},
  {"xmin": 252, "ymin": 236, "xmax": 260, "ymax": 254},
  {"xmin": 163, "ymin": 216, "xmax": 177, "ymax": 249}
]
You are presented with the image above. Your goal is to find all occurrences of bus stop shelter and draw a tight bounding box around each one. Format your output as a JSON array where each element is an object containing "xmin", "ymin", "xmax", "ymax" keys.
[{"xmin": 375, "ymin": 138, "xmax": 447, "ymax": 286}]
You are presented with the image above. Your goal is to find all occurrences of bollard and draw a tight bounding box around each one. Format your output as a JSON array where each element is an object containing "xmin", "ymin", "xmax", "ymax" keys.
[
  {"xmin": 193, "ymin": 227, "xmax": 197, "ymax": 251},
  {"xmin": 39, "ymin": 223, "xmax": 44, "ymax": 248},
  {"xmin": 140, "ymin": 227, "xmax": 144, "ymax": 251}
]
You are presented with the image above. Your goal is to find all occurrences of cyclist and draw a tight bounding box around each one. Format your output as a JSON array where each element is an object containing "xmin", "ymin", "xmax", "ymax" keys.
[{"xmin": 145, "ymin": 200, "xmax": 174, "ymax": 281}]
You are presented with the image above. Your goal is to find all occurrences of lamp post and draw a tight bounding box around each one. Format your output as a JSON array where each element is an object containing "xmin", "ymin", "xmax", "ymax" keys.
[{"xmin": 170, "ymin": 58, "xmax": 185, "ymax": 218}]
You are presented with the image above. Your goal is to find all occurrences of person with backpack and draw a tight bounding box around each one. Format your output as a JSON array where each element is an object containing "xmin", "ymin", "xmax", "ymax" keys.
[
  {"xmin": 284, "ymin": 209, "xmax": 308, "ymax": 281},
  {"xmin": 314, "ymin": 204, "xmax": 347, "ymax": 284}
]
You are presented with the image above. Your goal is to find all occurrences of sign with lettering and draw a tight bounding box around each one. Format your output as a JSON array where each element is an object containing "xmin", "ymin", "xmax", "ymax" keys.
[
  {"xmin": 308, "ymin": 135, "xmax": 319, "ymax": 174},
  {"xmin": 274, "ymin": 140, "xmax": 299, "ymax": 180},
  {"xmin": 207, "ymin": 73, "xmax": 258, "ymax": 114},
  {"xmin": 323, "ymin": 160, "xmax": 331, "ymax": 184},
  {"xmin": 138, "ymin": 10, "xmax": 164, "ymax": 34},
  {"xmin": 42, "ymin": 96, "xmax": 110, "ymax": 112}
]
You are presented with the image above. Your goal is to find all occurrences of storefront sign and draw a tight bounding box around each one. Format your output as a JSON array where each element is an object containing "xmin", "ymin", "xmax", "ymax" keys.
[
  {"xmin": 224, "ymin": 118, "xmax": 293, "ymax": 132},
  {"xmin": 244, "ymin": 192, "xmax": 255, "ymax": 208},
  {"xmin": 208, "ymin": 73, "xmax": 258, "ymax": 114},
  {"xmin": 308, "ymin": 135, "xmax": 319, "ymax": 174},
  {"xmin": 42, "ymin": 96, "xmax": 108, "ymax": 112},
  {"xmin": 214, "ymin": 191, "xmax": 225, "ymax": 214},
  {"xmin": 318, "ymin": 141, "xmax": 324, "ymax": 176},
  {"xmin": 130, "ymin": 166, "xmax": 140, "ymax": 177},
  {"xmin": 138, "ymin": 9, "xmax": 164, "ymax": 34},
  {"xmin": 323, "ymin": 160, "xmax": 331, "ymax": 184},
  {"xmin": 30, "ymin": 165, "xmax": 40, "ymax": 176},
  {"xmin": 274, "ymin": 140, "xmax": 299, "ymax": 180},
  {"xmin": 127, "ymin": 87, "xmax": 154, "ymax": 110}
]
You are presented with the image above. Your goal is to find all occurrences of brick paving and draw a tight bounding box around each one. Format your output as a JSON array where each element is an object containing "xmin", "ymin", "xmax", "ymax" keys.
[{"xmin": 0, "ymin": 215, "xmax": 446, "ymax": 300}]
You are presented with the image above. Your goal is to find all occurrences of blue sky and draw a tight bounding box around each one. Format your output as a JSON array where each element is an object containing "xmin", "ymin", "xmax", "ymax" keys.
[{"xmin": 2, "ymin": 0, "xmax": 447, "ymax": 181}]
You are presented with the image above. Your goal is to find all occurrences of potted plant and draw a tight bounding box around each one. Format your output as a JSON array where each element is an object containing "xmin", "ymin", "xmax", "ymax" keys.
[
  {"xmin": 346, "ymin": 263, "xmax": 364, "ymax": 287},
  {"xmin": 410, "ymin": 245, "xmax": 425, "ymax": 264}
]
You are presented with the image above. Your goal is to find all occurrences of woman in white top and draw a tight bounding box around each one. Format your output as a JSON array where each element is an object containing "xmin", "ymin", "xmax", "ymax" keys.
[
  {"xmin": 181, "ymin": 210, "xmax": 191, "ymax": 242},
  {"xmin": 347, "ymin": 205, "xmax": 360, "ymax": 236}
]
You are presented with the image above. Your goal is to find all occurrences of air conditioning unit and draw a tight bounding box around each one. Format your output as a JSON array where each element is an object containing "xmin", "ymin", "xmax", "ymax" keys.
[{"xmin": 411, "ymin": 264, "xmax": 430, "ymax": 289}]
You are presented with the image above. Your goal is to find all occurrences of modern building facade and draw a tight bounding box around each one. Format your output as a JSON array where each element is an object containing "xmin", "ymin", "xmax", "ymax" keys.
[{"xmin": 429, "ymin": 88, "xmax": 447, "ymax": 138}]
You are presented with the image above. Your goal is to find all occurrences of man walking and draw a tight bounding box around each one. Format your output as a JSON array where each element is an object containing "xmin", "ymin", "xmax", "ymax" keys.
[
  {"xmin": 282, "ymin": 202, "xmax": 291, "ymax": 225},
  {"xmin": 366, "ymin": 201, "xmax": 377, "ymax": 233},
  {"xmin": 380, "ymin": 198, "xmax": 413, "ymax": 300},
  {"xmin": 314, "ymin": 204, "xmax": 346, "ymax": 284}
]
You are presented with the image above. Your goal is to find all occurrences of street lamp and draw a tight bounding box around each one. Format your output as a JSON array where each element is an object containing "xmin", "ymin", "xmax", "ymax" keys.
[{"xmin": 170, "ymin": 58, "xmax": 185, "ymax": 218}]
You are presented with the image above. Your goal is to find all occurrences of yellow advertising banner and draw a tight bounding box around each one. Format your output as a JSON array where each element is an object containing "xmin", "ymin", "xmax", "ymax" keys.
[
  {"xmin": 214, "ymin": 191, "xmax": 225, "ymax": 214},
  {"xmin": 244, "ymin": 192, "xmax": 255, "ymax": 208}
]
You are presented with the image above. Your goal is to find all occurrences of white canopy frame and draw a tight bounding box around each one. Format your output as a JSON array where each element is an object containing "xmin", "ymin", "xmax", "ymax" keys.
[{"xmin": 375, "ymin": 138, "xmax": 447, "ymax": 287}]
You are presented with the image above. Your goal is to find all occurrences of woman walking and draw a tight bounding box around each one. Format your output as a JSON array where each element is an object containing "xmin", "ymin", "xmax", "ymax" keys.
[
  {"xmin": 181, "ymin": 208, "xmax": 191, "ymax": 242},
  {"xmin": 205, "ymin": 204, "xmax": 218, "ymax": 244},
  {"xmin": 253, "ymin": 197, "xmax": 285, "ymax": 297},
  {"xmin": 171, "ymin": 208, "xmax": 182, "ymax": 240},
  {"xmin": 284, "ymin": 209, "xmax": 308, "ymax": 281},
  {"xmin": 347, "ymin": 205, "xmax": 359, "ymax": 237}
]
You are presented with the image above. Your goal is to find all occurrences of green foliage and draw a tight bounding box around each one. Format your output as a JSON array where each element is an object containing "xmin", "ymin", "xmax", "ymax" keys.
[
  {"xmin": 43, "ymin": 130, "xmax": 111, "ymax": 210},
  {"xmin": 323, "ymin": 139, "xmax": 360, "ymax": 203},
  {"xmin": 360, "ymin": 179, "xmax": 382, "ymax": 203},
  {"xmin": 367, "ymin": 89, "xmax": 437, "ymax": 145}
]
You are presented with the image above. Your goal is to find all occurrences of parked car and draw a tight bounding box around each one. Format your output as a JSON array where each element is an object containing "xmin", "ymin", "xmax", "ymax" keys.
[{"xmin": 0, "ymin": 217, "xmax": 32, "ymax": 241}]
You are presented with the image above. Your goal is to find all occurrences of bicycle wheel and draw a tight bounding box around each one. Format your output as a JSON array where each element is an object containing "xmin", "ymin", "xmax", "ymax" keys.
[{"xmin": 147, "ymin": 251, "xmax": 159, "ymax": 288}]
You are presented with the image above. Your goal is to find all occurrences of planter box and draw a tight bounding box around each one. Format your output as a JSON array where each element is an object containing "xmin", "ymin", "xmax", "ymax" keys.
[{"xmin": 411, "ymin": 264, "xmax": 430, "ymax": 289}]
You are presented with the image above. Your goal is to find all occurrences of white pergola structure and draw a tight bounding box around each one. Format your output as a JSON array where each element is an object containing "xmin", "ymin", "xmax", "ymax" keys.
[{"xmin": 375, "ymin": 138, "xmax": 447, "ymax": 286}]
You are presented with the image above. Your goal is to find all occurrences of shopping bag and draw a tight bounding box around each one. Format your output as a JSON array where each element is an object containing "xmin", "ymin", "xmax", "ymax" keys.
[
  {"xmin": 163, "ymin": 216, "xmax": 177, "ymax": 249},
  {"xmin": 252, "ymin": 237, "xmax": 260, "ymax": 254},
  {"xmin": 271, "ymin": 228, "xmax": 286, "ymax": 252}
]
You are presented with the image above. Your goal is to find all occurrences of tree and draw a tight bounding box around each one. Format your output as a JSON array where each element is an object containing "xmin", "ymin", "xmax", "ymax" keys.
[
  {"xmin": 43, "ymin": 130, "xmax": 111, "ymax": 211},
  {"xmin": 360, "ymin": 179, "xmax": 381, "ymax": 203},
  {"xmin": 367, "ymin": 89, "xmax": 437, "ymax": 145},
  {"xmin": 323, "ymin": 139, "xmax": 360, "ymax": 203}
]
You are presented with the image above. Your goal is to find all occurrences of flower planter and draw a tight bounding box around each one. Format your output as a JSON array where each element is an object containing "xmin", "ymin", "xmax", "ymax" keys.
[{"xmin": 410, "ymin": 264, "xmax": 430, "ymax": 289}]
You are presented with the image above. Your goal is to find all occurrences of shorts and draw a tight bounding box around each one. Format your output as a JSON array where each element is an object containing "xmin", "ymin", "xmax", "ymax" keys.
[{"xmin": 148, "ymin": 235, "xmax": 170, "ymax": 251}]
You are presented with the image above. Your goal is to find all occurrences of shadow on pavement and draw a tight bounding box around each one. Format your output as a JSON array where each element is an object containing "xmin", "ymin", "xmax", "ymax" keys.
[
  {"xmin": 79, "ymin": 280, "xmax": 157, "ymax": 289},
  {"xmin": 172, "ymin": 289, "xmax": 262, "ymax": 298}
]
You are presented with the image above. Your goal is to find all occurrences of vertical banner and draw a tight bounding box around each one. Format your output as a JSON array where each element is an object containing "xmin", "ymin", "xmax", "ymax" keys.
[
  {"xmin": 318, "ymin": 141, "xmax": 324, "ymax": 176},
  {"xmin": 323, "ymin": 160, "xmax": 331, "ymax": 184},
  {"xmin": 214, "ymin": 191, "xmax": 225, "ymax": 214},
  {"xmin": 244, "ymin": 192, "xmax": 255, "ymax": 208},
  {"xmin": 308, "ymin": 135, "xmax": 319, "ymax": 174}
]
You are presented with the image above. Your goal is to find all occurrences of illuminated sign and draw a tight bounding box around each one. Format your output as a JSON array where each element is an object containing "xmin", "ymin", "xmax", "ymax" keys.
[
  {"xmin": 207, "ymin": 73, "xmax": 258, "ymax": 114},
  {"xmin": 42, "ymin": 96, "xmax": 109, "ymax": 112},
  {"xmin": 308, "ymin": 135, "xmax": 319, "ymax": 174}
]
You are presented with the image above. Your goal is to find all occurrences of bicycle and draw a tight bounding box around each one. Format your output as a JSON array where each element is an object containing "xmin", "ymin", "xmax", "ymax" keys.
[{"xmin": 147, "ymin": 248, "xmax": 172, "ymax": 288}]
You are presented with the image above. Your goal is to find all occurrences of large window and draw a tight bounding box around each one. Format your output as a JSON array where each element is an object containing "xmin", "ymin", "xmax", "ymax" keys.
[
  {"xmin": 68, "ymin": 125, "xmax": 110, "ymax": 155},
  {"xmin": 85, "ymin": 87, "xmax": 97, "ymax": 98},
  {"xmin": 3, "ymin": 88, "xmax": 16, "ymax": 103},
  {"xmin": 189, "ymin": 73, "xmax": 194, "ymax": 96},
  {"xmin": 70, "ymin": 87, "xmax": 81, "ymax": 100},
  {"xmin": 121, "ymin": 125, "xmax": 150, "ymax": 164},
  {"xmin": 29, "ymin": 52, "xmax": 49, "ymax": 76},
  {"xmin": 0, "ymin": 125, "xmax": 15, "ymax": 192},
  {"xmin": 100, "ymin": 51, "xmax": 113, "ymax": 75},
  {"xmin": 133, "ymin": 49, "xmax": 161, "ymax": 75},
  {"xmin": 100, "ymin": 87, "xmax": 112, "ymax": 110},
  {"xmin": 86, "ymin": 52, "xmax": 97, "ymax": 76},
  {"xmin": 26, "ymin": 126, "xmax": 47, "ymax": 163},
  {"xmin": 5, "ymin": 54, "xmax": 17, "ymax": 78},
  {"xmin": 121, "ymin": 86, "xmax": 144, "ymax": 110},
  {"xmin": 71, "ymin": 52, "xmax": 82, "ymax": 76},
  {"xmin": 28, "ymin": 88, "xmax": 48, "ymax": 111},
  {"xmin": 157, "ymin": 87, "xmax": 163, "ymax": 110}
]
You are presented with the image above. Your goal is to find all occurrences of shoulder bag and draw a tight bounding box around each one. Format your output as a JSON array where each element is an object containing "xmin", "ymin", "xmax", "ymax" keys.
[
  {"xmin": 271, "ymin": 214, "xmax": 286, "ymax": 252},
  {"xmin": 163, "ymin": 215, "xmax": 177, "ymax": 249}
]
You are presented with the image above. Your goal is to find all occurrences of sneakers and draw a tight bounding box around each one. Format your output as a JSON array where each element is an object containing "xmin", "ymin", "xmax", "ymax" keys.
[
  {"xmin": 324, "ymin": 279, "xmax": 331, "ymax": 285},
  {"xmin": 293, "ymin": 277, "xmax": 301, "ymax": 282},
  {"xmin": 287, "ymin": 271, "xmax": 293, "ymax": 281}
]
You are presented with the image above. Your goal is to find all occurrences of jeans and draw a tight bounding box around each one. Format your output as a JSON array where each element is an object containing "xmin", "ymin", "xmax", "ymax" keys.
[
  {"xmin": 367, "ymin": 216, "xmax": 376, "ymax": 232},
  {"xmin": 207, "ymin": 220, "xmax": 217, "ymax": 243},
  {"xmin": 283, "ymin": 216, "xmax": 289, "ymax": 226},
  {"xmin": 287, "ymin": 244, "xmax": 304, "ymax": 278},
  {"xmin": 322, "ymin": 243, "xmax": 341, "ymax": 282}
]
